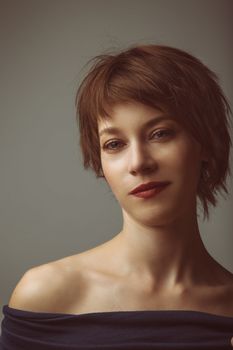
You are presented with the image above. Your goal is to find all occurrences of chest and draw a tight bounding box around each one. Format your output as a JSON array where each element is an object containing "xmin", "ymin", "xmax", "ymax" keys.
[{"xmin": 67, "ymin": 270, "xmax": 233, "ymax": 317}]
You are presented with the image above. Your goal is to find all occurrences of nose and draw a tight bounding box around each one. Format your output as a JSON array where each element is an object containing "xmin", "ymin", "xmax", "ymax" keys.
[{"xmin": 128, "ymin": 141, "xmax": 158, "ymax": 175}]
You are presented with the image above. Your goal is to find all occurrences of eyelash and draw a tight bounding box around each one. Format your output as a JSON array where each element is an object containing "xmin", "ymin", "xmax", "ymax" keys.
[{"xmin": 102, "ymin": 129, "xmax": 173, "ymax": 151}]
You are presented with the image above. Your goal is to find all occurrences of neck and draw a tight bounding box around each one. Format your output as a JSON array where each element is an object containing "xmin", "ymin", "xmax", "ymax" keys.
[{"xmin": 112, "ymin": 209, "xmax": 213, "ymax": 290}]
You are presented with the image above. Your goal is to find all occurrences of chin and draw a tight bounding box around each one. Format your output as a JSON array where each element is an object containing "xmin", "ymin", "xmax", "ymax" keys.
[{"xmin": 126, "ymin": 203, "xmax": 181, "ymax": 227}]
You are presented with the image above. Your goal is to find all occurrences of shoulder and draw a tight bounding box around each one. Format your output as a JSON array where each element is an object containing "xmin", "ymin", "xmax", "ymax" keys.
[
  {"xmin": 211, "ymin": 265, "xmax": 233, "ymax": 316},
  {"xmin": 8, "ymin": 255, "xmax": 85, "ymax": 313}
]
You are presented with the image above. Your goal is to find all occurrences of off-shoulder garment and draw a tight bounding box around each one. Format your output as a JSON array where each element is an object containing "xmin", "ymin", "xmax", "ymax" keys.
[{"xmin": 1, "ymin": 305, "xmax": 233, "ymax": 349}]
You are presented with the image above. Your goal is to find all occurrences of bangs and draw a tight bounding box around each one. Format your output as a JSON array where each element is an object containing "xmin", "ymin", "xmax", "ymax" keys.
[
  {"xmin": 77, "ymin": 51, "xmax": 178, "ymax": 124},
  {"xmin": 75, "ymin": 44, "xmax": 232, "ymax": 220}
]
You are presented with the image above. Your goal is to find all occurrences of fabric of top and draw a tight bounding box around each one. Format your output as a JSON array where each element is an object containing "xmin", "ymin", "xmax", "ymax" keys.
[{"xmin": 0, "ymin": 305, "xmax": 233, "ymax": 349}]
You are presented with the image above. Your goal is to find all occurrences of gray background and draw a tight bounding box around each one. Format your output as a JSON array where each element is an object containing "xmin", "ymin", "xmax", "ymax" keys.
[{"xmin": 1, "ymin": 0, "xmax": 233, "ymax": 322}]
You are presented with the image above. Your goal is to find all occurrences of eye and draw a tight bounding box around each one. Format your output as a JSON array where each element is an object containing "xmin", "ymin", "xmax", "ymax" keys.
[
  {"xmin": 102, "ymin": 140, "xmax": 124, "ymax": 151},
  {"xmin": 150, "ymin": 129, "xmax": 173, "ymax": 140},
  {"xmin": 102, "ymin": 129, "xmax": 173, "ymax": 152}
]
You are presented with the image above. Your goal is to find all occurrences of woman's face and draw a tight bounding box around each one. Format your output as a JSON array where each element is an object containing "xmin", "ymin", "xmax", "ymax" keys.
[{"xmin": 98, "ymin": 102, "xmax": 205, "ymax": 226}]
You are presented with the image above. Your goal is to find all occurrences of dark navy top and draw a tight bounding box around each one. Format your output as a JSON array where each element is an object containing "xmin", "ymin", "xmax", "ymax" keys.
[{"xmin": 1, "ymin": 305, "xmax": 233, "ymax": 349}]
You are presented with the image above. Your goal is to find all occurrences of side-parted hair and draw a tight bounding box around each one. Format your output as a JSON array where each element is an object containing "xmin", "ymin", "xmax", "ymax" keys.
[{"xmin": 75, "ymin": 44, "xmax": 232, "ymax": 220}]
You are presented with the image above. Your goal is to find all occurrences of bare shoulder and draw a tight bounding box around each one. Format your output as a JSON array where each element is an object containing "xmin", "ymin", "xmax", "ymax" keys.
[
  {"xmin": 212, "ymin": 264, "xmax": 233, "ymax": 316},
  {"xmin": 8, "ymin": 255, "xmax": 86, "ymax": 313}
]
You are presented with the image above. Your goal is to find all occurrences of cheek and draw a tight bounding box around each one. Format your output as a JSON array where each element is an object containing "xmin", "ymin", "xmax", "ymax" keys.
[
  {"xmin": 101, "ymin": 158, "xmax": 121, "ymax": 190},
  {"xmin": 101, "ymin": 156, "xmax": 131, "ymax": 202},
  {"xmin": 101, "ymin": 151, "xmax": 125, "ymax": 177},
  {"xmin": 172, "ymin": 142, "xmax": 202, "ymax": 187}
]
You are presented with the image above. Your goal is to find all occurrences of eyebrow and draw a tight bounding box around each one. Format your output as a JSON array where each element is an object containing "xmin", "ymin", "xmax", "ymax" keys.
[{"xmin": 99, "ymin": 115, "xmax": 174, "ymax": 138}]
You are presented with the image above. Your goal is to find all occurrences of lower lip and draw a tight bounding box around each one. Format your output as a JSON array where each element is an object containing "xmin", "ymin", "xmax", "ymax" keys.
[{"xmin": 131, "ymin": 184, "xmax": 169, "ymax": 199}]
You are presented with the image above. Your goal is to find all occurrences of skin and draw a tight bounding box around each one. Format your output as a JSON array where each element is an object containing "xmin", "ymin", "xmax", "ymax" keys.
[
  {"xmin": 8, "ymin": 101, "xmax": 233, "ymax": 348},
  {"xmin": 94, "ymin": 101, "xmax": 233, "ymax": 313}
]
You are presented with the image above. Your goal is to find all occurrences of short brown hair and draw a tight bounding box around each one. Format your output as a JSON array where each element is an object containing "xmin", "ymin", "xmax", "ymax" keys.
[{"xmin": 75, "ymin": 44, "xmax": 232, "ymax": 221}]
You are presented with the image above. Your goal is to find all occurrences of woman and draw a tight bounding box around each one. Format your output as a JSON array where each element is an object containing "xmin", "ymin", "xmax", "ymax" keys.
[{"xmin": 1, "ymin": 44, "xmax": 233, "ymax": 349}]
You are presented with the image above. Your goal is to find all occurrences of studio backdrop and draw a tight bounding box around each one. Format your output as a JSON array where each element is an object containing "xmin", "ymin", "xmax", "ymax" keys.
[{"xmin": 1, "ymin": 0, "xmax": 233, "ymax": 322}]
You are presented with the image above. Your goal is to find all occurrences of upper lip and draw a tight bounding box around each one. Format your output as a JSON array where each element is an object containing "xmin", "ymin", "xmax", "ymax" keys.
[{"xmin": 129, "ymin": 181, "xmax": 171, "ymax": 194}]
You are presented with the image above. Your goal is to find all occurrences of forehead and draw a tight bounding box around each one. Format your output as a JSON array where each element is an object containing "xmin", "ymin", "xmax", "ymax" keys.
[{"xmin": 98, "ymin": 102, "xmax": 177, "ymax": 137}]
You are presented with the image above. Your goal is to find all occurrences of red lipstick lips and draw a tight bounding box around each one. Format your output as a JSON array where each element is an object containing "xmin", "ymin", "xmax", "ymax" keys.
[{"xmin": 129, "ymin": 181, "xmax": 171, "ymax": 195}]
